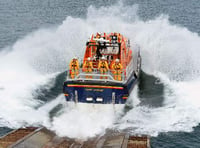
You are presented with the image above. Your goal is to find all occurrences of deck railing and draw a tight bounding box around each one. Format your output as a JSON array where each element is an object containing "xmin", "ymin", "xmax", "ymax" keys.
[{"xmin": 67, "ymin": 60, "xmax": 135, "ymax": 83}]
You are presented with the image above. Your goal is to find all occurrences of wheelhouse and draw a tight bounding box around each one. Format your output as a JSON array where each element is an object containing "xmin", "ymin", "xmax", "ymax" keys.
[{"xmin": 67, "ymin": 33, "xmax": 139, "ymax": 83}]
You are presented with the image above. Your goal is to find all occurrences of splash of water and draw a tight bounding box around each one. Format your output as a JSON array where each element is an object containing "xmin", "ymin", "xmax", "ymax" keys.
[
  {"xmin": 51, "ymin": 102, "xmax": 123, "ymax": 139},
  {"xmin": 1, "ymin": 2, "xmax": 200, "ymax": 139},
  {"xmin": 117, "ymin": 74, "xmax": 200, "ymax": 136}
]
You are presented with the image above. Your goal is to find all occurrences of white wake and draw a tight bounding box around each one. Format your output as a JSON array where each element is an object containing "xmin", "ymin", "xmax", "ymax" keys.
[{"xmin": 0, "ymin": 2, "xmax": 200, "ymax": 139}]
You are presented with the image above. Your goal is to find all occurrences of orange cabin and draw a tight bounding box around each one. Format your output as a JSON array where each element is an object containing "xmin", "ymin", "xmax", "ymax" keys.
[{"xmin": 83, "ymin": 33, "xmax": 133, "ymax": 71}]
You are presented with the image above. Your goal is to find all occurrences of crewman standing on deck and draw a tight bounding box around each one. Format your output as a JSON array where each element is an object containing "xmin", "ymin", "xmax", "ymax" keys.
[
  {"xmin": 69, "ymin": 57, "xmax": 79, "ymax": 79},
  {"xmin": 98, "ymin": 56, "xmax": 109, "ymax": 79},
  {"xmin": 111, "ymin": 59, "xmax": 123, "ymax": 81},
  {"xmin": 83, "ymin": 57, "xmax": 93, "ymax": 79}
]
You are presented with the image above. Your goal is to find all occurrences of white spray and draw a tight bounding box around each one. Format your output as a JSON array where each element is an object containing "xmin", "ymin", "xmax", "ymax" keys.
[{"xmin": 0, "ymin": 2, "xmax": 200, "ymax": 139}]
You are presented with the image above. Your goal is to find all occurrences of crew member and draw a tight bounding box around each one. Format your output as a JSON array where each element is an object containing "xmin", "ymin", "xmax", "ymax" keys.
[
  {"xmin": 111, "ymin": 59, "xmax": 123, "ymax": 81},
  {"xmin": 98, "ymin": 56, "xmax": 109, "ymax": 79},
  {"xmin": 69, "ymin": 57, "xmax": 79, "ymax": 79},
  {"xmin": 83, "ymin": 57, "xmax": 93, "ymax": 79}
]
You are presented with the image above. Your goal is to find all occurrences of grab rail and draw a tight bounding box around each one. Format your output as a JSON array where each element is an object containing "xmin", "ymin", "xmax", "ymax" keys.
[
  {"xmin": 67, "ymin": 60, "xmax": 135, "ymax": 83},
  {"xmin": 67, "ymin": 68, "xmax": 124, "ymax": 82}
]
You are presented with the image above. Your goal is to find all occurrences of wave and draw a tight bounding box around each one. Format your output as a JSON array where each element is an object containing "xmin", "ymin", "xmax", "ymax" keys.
[{"xmin": 0, "ymin": 2, "xmax": 200, "ymax": 139}]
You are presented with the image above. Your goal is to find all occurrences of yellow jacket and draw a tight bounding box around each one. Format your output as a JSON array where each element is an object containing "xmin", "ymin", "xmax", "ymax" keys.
[
  {"xmin": 111, "ymin": 62, "xmax": 122, "ymax": 71},
  {"xmin": 83, "ymin": 61, "xmax": 93, "ymax": 71},
  {"xmin": 98, "ymin": 60, "xmax": 109, "ymax": 71},
  {"xmin": 69, "ymin": 59, "xmax": 79, "ymax": 70}
]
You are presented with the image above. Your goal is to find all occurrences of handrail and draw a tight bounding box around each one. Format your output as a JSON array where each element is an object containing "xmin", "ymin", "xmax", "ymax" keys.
[
  {"xmin": 126, "ymin": 58, "xmax": 134, "ymax": 80},
  {"xmin": 67, "ymin": 53, "xmax": 138, "ymax": 83},
  {"xmin": 67, "ymin": 68, "xmax": 121, "ymax": 82},
  {"xmin": 67, "ymin": 66, "xmax": 135, "ymax": 83}
]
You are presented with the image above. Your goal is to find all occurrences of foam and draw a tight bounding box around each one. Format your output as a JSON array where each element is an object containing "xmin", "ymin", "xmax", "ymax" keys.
[
  {"xmin": 1, "ymin": 2, "xmax": 200, "ymax": 139},
  {"xmin": 117, "ymin": 75, "xmax": 200, "ymax": 136},
  {"xmin": 51, "ymin": 102, "xmax": 123, "ymax": 139}
]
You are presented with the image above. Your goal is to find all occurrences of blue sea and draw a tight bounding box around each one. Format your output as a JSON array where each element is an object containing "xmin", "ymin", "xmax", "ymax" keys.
[{"xmin": 0, "ymin": 0, "xmax": 200, "ymax": 147}]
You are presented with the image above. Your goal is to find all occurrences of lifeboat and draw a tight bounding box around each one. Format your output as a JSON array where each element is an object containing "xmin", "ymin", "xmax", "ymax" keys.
[{"xmin": 63, "ymin": 33, "xmax": 141, "ymax": 104}]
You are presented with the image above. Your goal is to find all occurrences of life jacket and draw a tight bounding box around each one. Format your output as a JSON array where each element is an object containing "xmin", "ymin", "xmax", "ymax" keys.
[
  {"xmin": 70, "ymin": 60, "xmax": 79, "ymax": 70},
  {"xmin": 71, "ymin": 61, "xmax": 77, "ymax": 67},
  {"xmin": 112, "ymin": 63, "xmax": 122, "ymax": 71},
  {"xmin": 99, "ymin": 61, "xmax": 108, "ymax": 69},
  {"xmin": 114, "ymin": 64, "xmax": 121, "ymax": 70},
  {"xmin": 84, "ymin": 61, "xmax": 93, "ymax": 69}
]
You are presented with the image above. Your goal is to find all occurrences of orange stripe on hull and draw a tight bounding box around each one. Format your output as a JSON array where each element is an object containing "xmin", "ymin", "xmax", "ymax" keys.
[
  {"xmin": 67, "ymin": 84, "xmax": 123, "ymax": 90},
  {"xmin": 122, "ymin": 97, "xmax": 128, "ymax": 99},
  {"xmin": 64, "ymin": 94, "xmax": 69, "ymax": 96}
]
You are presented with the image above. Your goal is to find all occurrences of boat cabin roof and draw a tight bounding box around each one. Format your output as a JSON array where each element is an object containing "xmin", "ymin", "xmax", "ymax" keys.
[{"xmin": 83, "ymin": 32, "xmax": 132, "ymax": 67}]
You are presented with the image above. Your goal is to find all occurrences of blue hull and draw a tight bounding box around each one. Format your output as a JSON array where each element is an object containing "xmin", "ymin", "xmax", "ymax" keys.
[{"xmin": 63, "ymin": 71, "xmax": 138, "ymax": 104}]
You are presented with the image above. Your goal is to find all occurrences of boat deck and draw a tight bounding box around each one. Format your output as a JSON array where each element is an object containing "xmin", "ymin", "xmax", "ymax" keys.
[{"xmin": 0, "ymin": 127, "xmax": 150, "ymax": 148}]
